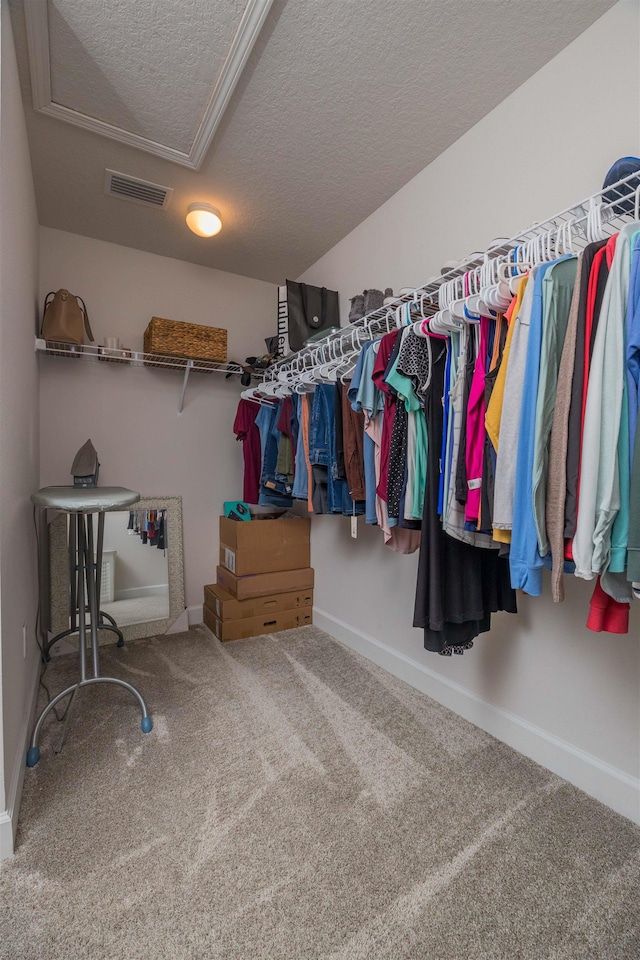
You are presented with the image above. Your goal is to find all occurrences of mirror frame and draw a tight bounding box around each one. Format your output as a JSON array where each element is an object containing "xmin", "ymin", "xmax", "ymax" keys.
[{"xmin": 49, "ymin": 495, "xmax": 185, "ymax": 644}]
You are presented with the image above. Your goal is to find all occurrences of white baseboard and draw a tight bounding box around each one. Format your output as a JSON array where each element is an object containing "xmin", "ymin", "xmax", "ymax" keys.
[
  {"xmin": 0, "ymin": 661, "xmax": 40, "ymax": 860},
  {"xmin": 187, "ymin": 604, "xmax": 203, "ymax": 626},
  {"xmin": 114, "ymin": 584, "xmax": 169, "ymax": 601},
  {"xmin": 313, "ymin": 608, "xmax": 640, "ymax": 825}
]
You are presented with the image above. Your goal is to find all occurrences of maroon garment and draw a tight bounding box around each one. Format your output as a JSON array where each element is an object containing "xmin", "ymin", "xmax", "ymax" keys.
[
  {"xmin": 233, "ymin": 399, "xmax": 262, "ymax": 504},
  {"xmin": 372, "ymin": 330, "xmax": 400, "ymax": 502}
]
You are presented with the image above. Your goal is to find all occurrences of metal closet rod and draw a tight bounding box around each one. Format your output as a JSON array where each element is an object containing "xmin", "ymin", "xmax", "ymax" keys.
[{"xmin": 262, "ymin": 170, "xmax": 640, "ymax": 385}]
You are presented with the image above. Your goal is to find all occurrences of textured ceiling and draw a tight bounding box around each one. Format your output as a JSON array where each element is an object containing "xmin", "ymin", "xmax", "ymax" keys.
[
  {"xmin": 10, "ymin": 0, "xmax": 616, "ymax": 283},
  {"xmin": 48, "ymin": 0, "xmax": 247, "ymax": 152}
]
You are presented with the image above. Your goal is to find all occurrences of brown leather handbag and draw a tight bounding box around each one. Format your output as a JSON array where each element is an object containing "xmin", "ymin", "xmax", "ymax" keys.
[{"xmin": 41, "ymin": 289, "xmax": 94, "ymax": 344}]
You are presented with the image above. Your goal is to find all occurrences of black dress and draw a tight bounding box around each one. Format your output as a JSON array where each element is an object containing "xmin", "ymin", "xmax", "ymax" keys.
[{"xmin": 413, "ymin": 340, "xmax": 517, "ymax": 655}]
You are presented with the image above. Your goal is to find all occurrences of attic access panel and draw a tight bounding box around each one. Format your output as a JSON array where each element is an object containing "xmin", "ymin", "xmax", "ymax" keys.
[{"xmin": 24, "ymin": 0, "xmax": 274, "ymax": 168}]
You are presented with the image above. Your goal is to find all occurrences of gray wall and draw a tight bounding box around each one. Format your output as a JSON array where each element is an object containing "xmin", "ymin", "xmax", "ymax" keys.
[
  {"xmin": 0, "ymin": 0, "xmax": 41, "ymax": 855},
  {"xmin": 39, "ymin": 228, "xmax": 275, "ymax": 618}
]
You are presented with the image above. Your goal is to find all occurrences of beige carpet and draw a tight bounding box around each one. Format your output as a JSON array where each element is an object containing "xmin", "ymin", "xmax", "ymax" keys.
[{"xmin": 1, "ymin": 625, "xmax": 639, "ymax": 960}]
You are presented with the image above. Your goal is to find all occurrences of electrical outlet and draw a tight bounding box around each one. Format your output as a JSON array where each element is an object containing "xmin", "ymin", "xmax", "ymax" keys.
[{"xmin": 22, "ymin": 624, "xmax": 27, "ymax": 658}]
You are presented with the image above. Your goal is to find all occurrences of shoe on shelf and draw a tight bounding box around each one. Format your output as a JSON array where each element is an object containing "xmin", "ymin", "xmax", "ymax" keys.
[
  {"xmin": 363, "ymin": 289, "xmax": 384, "ymax": 314},
  {"xmin": 348, "ymin": 294, "xmax": 365, "ymax": 323}
]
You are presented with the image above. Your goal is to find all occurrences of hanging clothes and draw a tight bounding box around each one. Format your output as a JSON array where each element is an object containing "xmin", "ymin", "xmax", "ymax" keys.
[
  {"xmin": 255, "ymin": 401, "xmax": 293, "ymax": 507},
  {"xmin": 573, "ymin": 223, "xmax": 637, "ymax": 580},
  {"xmin": 275, "ymin": 396, "xmax": 296, "ymax": 484},
  {"xmin": 509, "ymin": 255, "xmax": 576, "ymax": 596},
  {"xmin": 128, "ymin": 509, "xmax": 167, "ymax": 553},
  {"xmin": 234, "ymin": 200, "xmax": 640, "ymax": 643},
  {"xmin": 392, "ymin": 328, "xmax": 431, "ymax": 523},
  {"xmin": 350, "ymin": 339, "xmax": 384, "ymax": 526},
  {"xmin": 339, "ymin": 382, "xmax": 366, "ymax": 502},
  {"xmin": 546, "ymin": 252, "xmax": 586, "ymax": 602},
  {"xmin": 372, "ymin": 329, "xmax": 402, "ymax": 504},
  {"xmin": 444, "ymin": 329, "xmax": 494, "ymax": 549},
  {"xmin": 563, "ymin": 239, "xmax": 608, "ymax": 544},
  {"xmin": 233, "ymin": 398, "xmax": 262, "ymax": 504},
  {"xmin": 480, "ymin": 311, "xmax": 507, "ymax": 532},
  {"xmin": 626, "ymin": 231, "xmax": 640, "ymax": 454},
  {"xmin": 413, "ymin": 339, "xmax": 517, "ymax": 655},
  {"xmin": 628, "ymin": 421, "xmax": 640, "ymax": 581},
  {"xmin": 308, "ymin": 384, "xmax": 364, "ymax": 516},
  {"xmin": 492, "ymin": 269, "xmax": 538, "ymax": 539}
]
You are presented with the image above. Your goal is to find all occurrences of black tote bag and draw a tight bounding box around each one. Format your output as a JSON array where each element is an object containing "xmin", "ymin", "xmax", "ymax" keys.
[{"xmin": 286, "ymin": 280, "xmax": 340, "ymax": 352}]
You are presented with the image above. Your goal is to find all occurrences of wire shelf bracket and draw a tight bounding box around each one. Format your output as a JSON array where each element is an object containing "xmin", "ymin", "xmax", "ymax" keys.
[{"xmin": 177, "ymin": 359, "xmax": 194, "ymax": 418}]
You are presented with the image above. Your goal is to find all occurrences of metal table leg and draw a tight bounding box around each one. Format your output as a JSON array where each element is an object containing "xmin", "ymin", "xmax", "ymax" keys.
[
  {"xmin": 27, "ymin": 509, "xmax": 152, "ymax": 768},
  {"xmin": 95, "ymin": 511, "xmax": 124, "ymax": 647},
  {"xmin": 43, "ymin": 510, "xmax": 123, "ymax": 660}
]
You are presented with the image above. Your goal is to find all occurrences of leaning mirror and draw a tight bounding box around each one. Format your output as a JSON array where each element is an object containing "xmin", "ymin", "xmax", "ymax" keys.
[{"xmin": 47, "ymin": 496, "xmax": 186, "ymax": 647}]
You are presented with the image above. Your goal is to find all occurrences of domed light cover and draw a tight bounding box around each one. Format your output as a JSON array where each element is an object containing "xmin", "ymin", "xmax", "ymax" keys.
[{"xmin": 186, "ymin": 203, "xmax": 222, "ymax": 237}]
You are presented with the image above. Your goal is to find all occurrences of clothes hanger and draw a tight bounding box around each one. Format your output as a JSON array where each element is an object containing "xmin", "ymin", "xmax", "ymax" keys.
[
  {"xmin": 498, "ymin": 259, "xmax": 532, "ymax": 296},
  {"xmin": 432, "ymin": 276, "xmax": 462, "ymax": 333},
  {"xmin": 463, "ymin": 264, "xmax": 483, "ymax": 321},
  {"xmin": 508, "ymin": 245, "xmax": 530, "ymax": 293},
  {"xmin": 295, "ymin": 347, "xmax": 320, "ymax": 390},
  {"xmin": 437, "ymin": 276, "xmax": 455, "ymax": 324},
  {"xmin": 317, "ymin": 339, "xmax": 345, "ymax": 382},
  {"xmin": 382, "ymin": 308, "xmax": 395, "ymax": 334},
  {"xmin": 477, "ymin": 256, "xmax": 508, "ymax": 314},
  {"xmin": 554, "ymin": 219, "xmax": 575, "ymax": 259},
  {"xmin": 448, "ymin": 273, "xmax": 470, "ymax": 321},
  {"xmin": 586, "ymin": 197, "xmax": 606, "ymax": 243},
  {"xmin": 338, "ymin": 342, "xmax": 360, "ymax": 382},
  {"xmin": 564, "ymin": 218, "xmax": 579, "ymax": 255},
  {"xmin": 262, "ymin": 380, "xmax": 281, "ymax": 398},
  {"xmin": 240, "ymin": 388, "xmax": 263, "ymax": 405}
]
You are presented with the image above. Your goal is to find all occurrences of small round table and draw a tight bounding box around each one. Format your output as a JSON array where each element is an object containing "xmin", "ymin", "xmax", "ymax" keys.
[{"xmin": 27, "ymin": 486, "xmax": 153, "ymax": 767}]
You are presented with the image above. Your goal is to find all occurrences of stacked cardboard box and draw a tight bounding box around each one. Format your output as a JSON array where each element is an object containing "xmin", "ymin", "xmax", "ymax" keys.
[{"xmin": 203, "ymin": 516, "xmax": 313, "ymax": 642}]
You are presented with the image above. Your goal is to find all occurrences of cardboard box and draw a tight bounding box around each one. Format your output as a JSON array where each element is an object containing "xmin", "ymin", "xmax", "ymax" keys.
[
  {"xmin": 204, "ymin": 582, "xmax": 313, "ymax": 621},
  {"xmin": 203, "ymin": 605, "xmax": 313, "ymax": 642},
  {"xmin": 216, "ymin": 565, "xmax": 314, "ymax": 601},
  {"xmin": 219, "ymin": 515, "xmax": 310, "ymax": 576}
]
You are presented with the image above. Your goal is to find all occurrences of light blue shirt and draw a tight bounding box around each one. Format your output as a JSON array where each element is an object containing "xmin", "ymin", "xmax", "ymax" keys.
[
  {"xmin": 509, "ymin": 259, "xmax": 563, "ymax": 594},
  {"xmin": 355, "ymin": 341, "xmax": 384, "ymax": 416}
]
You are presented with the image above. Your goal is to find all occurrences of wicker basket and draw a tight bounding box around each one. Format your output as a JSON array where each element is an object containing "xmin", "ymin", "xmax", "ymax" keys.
[{"xmin": 143, "ymin": 317, "xmax": 227, "ymax": 367}]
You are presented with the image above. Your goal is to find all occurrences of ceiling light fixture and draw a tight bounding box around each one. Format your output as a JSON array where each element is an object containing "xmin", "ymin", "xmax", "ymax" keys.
[{"xmin": 186, "ymin": 203, "xmax": 222, "ymax": 237}]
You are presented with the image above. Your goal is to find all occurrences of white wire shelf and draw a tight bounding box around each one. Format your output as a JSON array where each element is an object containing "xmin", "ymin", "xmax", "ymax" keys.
[
  {"xmin": 263, "ymin": 169, "xmax": 640, "ymax": 386},
  {"xmin": 35, "ymin": 337, "xmax": 255, "ymax": 416},
  {"xmin": 35, "ymin": 337, "xmax": 247, "ymax": 374}
]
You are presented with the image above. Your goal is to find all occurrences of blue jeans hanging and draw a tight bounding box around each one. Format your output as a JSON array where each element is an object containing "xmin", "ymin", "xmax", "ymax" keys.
[
  {"xmin": 309, "ymin": 385, "xmax": 364, "ymax": 516},
  {"xmin": 255, "ymin": 402, "xmax": 293, "ymax": 506}
]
